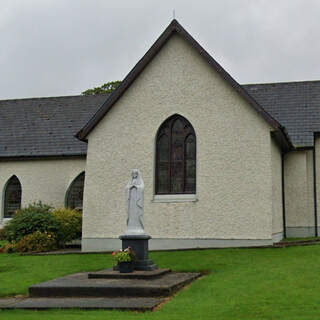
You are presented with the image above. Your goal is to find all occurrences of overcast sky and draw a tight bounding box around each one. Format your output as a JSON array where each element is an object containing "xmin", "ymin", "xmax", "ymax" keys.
[{"xmin": 1, "ymin": 0, "xmax": 320, "ymax": 100}]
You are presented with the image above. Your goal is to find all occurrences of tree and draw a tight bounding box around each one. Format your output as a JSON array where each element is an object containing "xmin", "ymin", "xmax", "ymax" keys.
[{"xmin": 82, "ymin": 81, "xmax": 121, "ymax": 95}]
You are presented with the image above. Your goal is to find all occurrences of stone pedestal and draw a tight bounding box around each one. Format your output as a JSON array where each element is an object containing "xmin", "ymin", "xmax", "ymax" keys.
[{"xmin": 119, "ymin": 234, "xmax": 157, "ymax": 271}]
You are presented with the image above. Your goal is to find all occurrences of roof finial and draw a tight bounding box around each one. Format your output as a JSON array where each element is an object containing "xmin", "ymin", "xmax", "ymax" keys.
[{"xmin": 173, "ymin": 9, "xmax": 175, "ymax": 20}]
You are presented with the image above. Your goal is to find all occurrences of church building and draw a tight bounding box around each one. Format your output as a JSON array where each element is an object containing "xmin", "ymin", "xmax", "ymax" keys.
[{"xmin": 1, "ymin": 20, "xmax": 320, "ymax": 251}]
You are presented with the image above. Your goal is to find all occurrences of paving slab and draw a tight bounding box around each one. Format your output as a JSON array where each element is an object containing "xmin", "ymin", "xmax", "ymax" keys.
[
  {"xmin": 88, "ymin": 268, "xmax": 171, "ymax": 279},
  {"xmin": 1, "ymin": 297, "xmax": 163, "ymax": 310},
  {"xmin": 29, "ymin": 271, "xmax": 200, "ymax": 298},
  {"xmin": 0, "ymin": 298, "xmax": 25, "ymax": 308}
]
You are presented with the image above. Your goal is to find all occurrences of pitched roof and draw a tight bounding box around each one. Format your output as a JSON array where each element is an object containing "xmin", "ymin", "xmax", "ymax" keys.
[
  {"xmin": 1, "ymin": 80, "xmax": 320, "ymax": 159},
  {"xmin": 76, "ymin": 19, "xmax": 292, "ymax": 152},
  {"xmin": 244, "ymin": 80, "xmax": 320, "ymax": 147},
  {"xmin": 3, "ymin": 21, "xmax": 319, "ymax": 158},
  {"xmin": 0, "ymin": 94, "xmax": 107, "ymax": 158}
]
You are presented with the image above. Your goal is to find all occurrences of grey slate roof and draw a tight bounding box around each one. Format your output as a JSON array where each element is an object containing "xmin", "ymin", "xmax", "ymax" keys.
[
  {"xmin": 1, "ymin": 80, "xmax": 320, "ymax": 158},
  {"xmin": 0, "ymin": 94, "xmax": 108, "ymax": 158},
  {"xmin": 244, "ymin": 81, "xmax": 320, "ymax": 147}
]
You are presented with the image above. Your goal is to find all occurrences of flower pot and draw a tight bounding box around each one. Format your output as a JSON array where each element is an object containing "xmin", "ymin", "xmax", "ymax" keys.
[{"xmin": 119, "ymin": 261, "xmax": 134, "ymax": 273}]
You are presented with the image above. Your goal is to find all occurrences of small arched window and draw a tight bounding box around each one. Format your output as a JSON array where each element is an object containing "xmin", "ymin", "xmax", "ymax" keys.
[
  {"xmin": 156, "ymin": 115, "xmax": 196, "ymax": 194},
  {"xmin": 66, "ymin": 172, "xmax": 85, "ymax": 210},
  {"xmin": 4, "ymin": 175, "xmax": 22, "ymax": 218}
]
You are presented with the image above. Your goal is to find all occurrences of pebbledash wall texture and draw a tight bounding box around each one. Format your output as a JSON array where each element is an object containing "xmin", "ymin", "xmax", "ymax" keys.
[
  {"xmin": 0, "ymin": 158, "xmax": 86, "ymax": 228},
  {"xmin": 284, "ymin": 150, "xmax": 315, "ymax": 237},
  {"xmin": 82, "ymin": 34, "xmax": 281, "ymax": 251}
]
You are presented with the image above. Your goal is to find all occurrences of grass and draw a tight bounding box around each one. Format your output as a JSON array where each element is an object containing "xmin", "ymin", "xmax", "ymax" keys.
[{"xmin": 1, "ymin": 246, "xmax": 320, "ymax": 319}]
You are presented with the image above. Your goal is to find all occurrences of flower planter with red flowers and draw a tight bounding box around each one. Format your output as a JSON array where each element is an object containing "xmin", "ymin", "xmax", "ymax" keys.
[{"xmin": 112, "ymin": 247, "xmax": 136, "ymax": 273}]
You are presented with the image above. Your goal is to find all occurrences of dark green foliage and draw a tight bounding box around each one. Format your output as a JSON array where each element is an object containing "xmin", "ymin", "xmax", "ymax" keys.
[
  {"xmin": 0, "ymin": 240, "xmax": 7, "ymax": 248},
  {"xmin": 4, "ymin": 202, "xmax": 59, "ymax": 242},
  {"xmin": 0, "ymin": 228, "xmax": 7, "ymax": 240},
  {"xmin": 0, "ymin": 241, "xmax": 16, "ymax": 253},
  {"xmin": 52, "ymin": 208, "xmax": 82, "ymax": 245},
  {"xmin": 15, "ymin": 231, "xmax": 57, "ymax": 253},
  {"xmin": 81, "ymin": 81, "xmax": 121, "ymax": 95},
  {"xmin": 2, "ymin": 203, "xmax": 83, "ymax": 252}
]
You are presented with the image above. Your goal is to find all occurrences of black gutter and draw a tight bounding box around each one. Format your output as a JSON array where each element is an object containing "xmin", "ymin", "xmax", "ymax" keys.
[
  {"xmin": 281, "ymin": 152, "xmax": 287, "ymax": 238},
  {"xmin": 313, "ymin": 146, "xmax": 318, "ymax": 237}
]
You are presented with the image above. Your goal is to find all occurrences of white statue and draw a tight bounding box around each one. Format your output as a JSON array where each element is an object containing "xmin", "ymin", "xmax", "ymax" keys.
[{"xmin": 125, "ymin": 169, "xmax": 146, "ymax": 235}]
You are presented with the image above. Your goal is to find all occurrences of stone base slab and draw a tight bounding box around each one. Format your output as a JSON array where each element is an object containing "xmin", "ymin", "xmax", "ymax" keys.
[
  {"xmin": 0, "ymin": 297, "xmax": 163, "ymax": 310},
  {"xmin": 89, "ymin": 268, "xmax": 171, "ymax": 279},
  {"xmin": 29, "ymin": 271, "xmax": 200, "ymax": 298}
]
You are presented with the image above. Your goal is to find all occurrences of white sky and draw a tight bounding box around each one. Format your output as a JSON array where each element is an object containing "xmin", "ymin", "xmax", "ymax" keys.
[{"xmin": 1, "ymin": 0, "xmax": 320, "ymax": 99}]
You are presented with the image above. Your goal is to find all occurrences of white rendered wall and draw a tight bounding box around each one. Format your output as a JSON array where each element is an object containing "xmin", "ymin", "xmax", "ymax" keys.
[
  {"xmin": 83, "ymin": 34, "xmax": 276, "ymax": 250},
  {"xmin": 284, "ymin": 150, "xmax": 315, "ymax": 237},
  {"xmin": 0, "ymin": 157, "xmax": 86, "ymax": 227},
  {"xmin": 271, "ymin": 139, "xmax": 283, "ymax": 241}
]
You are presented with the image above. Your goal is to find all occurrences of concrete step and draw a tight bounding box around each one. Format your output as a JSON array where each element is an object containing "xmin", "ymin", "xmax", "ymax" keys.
[
  {"xmin": 0, "ymin": 297, "xmax": 164, "ymax": 310},
  {"xmin": 29, "ymin": 271, "xmax": 200, "ymax": 298}
]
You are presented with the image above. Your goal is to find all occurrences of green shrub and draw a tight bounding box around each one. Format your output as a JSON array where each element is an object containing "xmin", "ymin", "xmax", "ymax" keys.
[
  {"xmin": 52, "ymin": 208, "xmax": 82, "ymax": 246},
  {"xmin": 4, "ymin": 202, "xmax": 59, "ymax": 242},
  {"xmin": 15, "ymin": 231, "xmax": 57, "ymax": 253},
  {"xmin": 0, "ymin": 241, "xmax": 16, "ymax": 253},
  {"xmin": 0, "ymin": 228, "xmax": 7, "ymax": 241}
]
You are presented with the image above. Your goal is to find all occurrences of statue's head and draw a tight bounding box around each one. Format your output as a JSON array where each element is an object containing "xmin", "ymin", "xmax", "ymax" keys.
[
  {"xmin": 132, "ymin": 169, "xmax": 139, "ymax": 179},
  {"xmin": 129, "ymin": 169, "xmax": 143, "ymax": 187}
]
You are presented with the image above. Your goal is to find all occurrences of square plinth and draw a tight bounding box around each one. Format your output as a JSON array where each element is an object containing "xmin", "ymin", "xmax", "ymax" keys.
[{"xmin": 88, "ymin": 268, "xmax": 171, "ymax": 279}]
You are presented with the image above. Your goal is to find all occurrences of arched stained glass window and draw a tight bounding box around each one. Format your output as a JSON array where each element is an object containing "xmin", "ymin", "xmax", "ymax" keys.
[
  {"xmin": 4, "ymin": 175, "xmax": 22, "ymax": 218},
  {"xmin": 66, "ymin": 172, "xmax": 85, "ymax": 210},
  {"xmin": 156, "ymin": 115, "xmax": 196, "ymax": 194}
]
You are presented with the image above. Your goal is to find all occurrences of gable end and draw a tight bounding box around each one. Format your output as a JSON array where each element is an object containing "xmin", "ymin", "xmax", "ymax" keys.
[{"xmin": 76, "ymin": 20, "xmax": 293, "ymax": 152}]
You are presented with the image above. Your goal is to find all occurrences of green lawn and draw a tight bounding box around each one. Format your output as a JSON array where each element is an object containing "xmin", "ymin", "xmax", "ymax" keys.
[{"xmin": 1, "ymin": 246, "xmax": 320, "ymax": 319}]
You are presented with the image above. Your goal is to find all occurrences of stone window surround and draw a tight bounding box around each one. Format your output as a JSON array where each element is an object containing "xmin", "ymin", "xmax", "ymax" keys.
[{"xmin": 152, "ymin": 194, "xmax": 198, "ymax": 203}]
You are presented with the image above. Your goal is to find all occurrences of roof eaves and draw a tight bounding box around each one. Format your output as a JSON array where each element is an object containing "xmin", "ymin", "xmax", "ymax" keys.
[{"xmin": 275, "ymin": 125, "xmax": 295, "ymax": 152}]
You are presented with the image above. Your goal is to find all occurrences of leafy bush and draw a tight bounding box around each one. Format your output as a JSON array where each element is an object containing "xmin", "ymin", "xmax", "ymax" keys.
[
  {"xmin": 15, "ymin": 231, "xmax": 57, "ymax": 253},
  {"xmin": 0, "ymin": 241, "xmax": 16, "ymax": 253},
  {"xmin": 0, "ymin": 229, "xmax": 7, "ymax": 241},
  {"xmin": 52, "ymin": 208, "xmax": 82, "ymax": 246},
  {"xmin": 4, "ymin": 202, "xmax": 59, "ymax": 242},
  {"xmin": 2, "ymin": 202, "xmax": 83, "ymax": 253}
]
